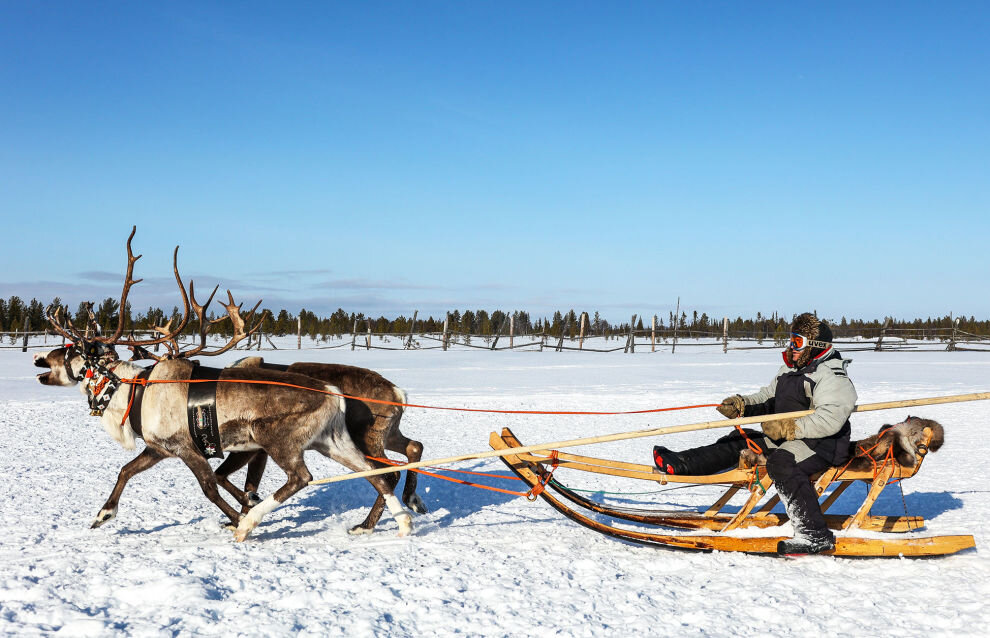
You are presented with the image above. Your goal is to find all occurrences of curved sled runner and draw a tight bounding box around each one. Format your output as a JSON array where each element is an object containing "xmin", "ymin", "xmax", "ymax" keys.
[{"xmin": 490, "ymin": 428, "xmax": 975, "ymax": 557}]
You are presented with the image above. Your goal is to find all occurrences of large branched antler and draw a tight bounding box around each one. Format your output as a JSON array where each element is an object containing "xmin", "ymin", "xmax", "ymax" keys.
[
  {"xmin": 170, "ymin": 289, "xmax": 267, "ymax": 359},
  {"xmin": 45, "ymin": 227, "xmax": 191, "ymax": 353}
]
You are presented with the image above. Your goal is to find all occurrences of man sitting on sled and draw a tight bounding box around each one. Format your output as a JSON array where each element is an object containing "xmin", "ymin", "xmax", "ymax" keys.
[{"xmin": 653, "ymin": 313, "xmax": 856, "ymax": 554}]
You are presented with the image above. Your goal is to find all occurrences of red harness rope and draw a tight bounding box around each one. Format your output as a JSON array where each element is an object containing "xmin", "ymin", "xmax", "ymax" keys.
[{"xmin": 118, "ymin": 375, "xmax": 717, "ymax": 416}]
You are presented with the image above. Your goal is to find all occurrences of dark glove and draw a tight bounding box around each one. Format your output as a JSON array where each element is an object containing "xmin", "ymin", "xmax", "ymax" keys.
[
  {"xmin": 762, "ymin": 417, "xmax": 798, "ymax": 441},
  {"xmin": 716, "ymin": 395, "xmax": 745, "ymax": 419}
]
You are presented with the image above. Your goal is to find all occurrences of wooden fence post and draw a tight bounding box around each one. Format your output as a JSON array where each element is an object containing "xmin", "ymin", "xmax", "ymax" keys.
[
  {"xmin": 723, "ymin": 317, "xmax": 728, "ymax": 353},
  {"xmin": 672, "ymin": 297, "xmax": 680, "ymax": 354},
  {"xmin": 491, "ymin": 314, "xmax": 504, "ymax": 350},
  {"xmin": 556, "ymin": 321, "xmax": 567, "ymax": 352},
  {"xmin": 297, "ymin": 315, "xmax": 302, "ymax": 349},
  {"xmin": 21, "ymin": 317, "xmax": 29, "ymax": 352},
  {"xmin": 351, "ymin": 320, "xmax": 358, "ymax": 351},
  {"xmin": 366, "ymin": 319, "xmax": 372, "ymax": 350},
  {"xmin": 442, "ymin": 313, "xmax": 450, "ymax": 351},
  {"xmin": 510, "ymin": 313, "xmax": 515, "ymax": 350},
  {"xmin": 875, "ymin": 318, "xmax": 890, "ymax": 351},
  {"xmin": 406, "ymin": 310, "xmax": 418, "ymax": 349},
  {"xmin": 651, "ymin": 315, "xmax": 657, "ymax": 352},
  {"xmin": 579, "ymin": 312, "xmax": 587, "ymax": 350},
  {"xmin": 948, "ymin": 316, "xmax": 958, "ymax": 352},
  {"xmin": 624, "ymin": 314, "xmax": 637, "ymax": 353}
]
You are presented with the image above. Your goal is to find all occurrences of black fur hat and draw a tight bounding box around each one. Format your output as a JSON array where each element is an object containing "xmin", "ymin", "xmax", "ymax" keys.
[{"xmin": 789, "ymin": 313, "xmax": 833, "ymax": 368}]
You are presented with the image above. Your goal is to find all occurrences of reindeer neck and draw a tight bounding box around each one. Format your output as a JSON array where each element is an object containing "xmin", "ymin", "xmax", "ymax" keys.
[{"xmin": 93, "ymin": 360, "xmax": 148, "ymax": 450}]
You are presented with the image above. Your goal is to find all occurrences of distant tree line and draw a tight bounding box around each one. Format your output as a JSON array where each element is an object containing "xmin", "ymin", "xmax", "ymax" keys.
[{"xmin": 2, "ymin": 295, "xmax": 989, "ymax": 342}]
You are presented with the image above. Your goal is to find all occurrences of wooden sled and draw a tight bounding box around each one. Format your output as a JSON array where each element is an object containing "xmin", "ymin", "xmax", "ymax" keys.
[{"xmin": 490, "ymin": 427, "xmax": 975, "ymax": 557}]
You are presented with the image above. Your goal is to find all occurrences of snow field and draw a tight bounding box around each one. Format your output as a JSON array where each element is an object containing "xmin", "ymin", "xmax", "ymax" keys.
[{"xmin": 1, "ymin": 342, "xmax": 988, "ymax": 636}]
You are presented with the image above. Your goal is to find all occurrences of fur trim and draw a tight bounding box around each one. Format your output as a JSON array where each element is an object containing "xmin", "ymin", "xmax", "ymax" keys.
[{"xmin": 845, "ymin": 416, "xmax": 944, "ymax": 471}]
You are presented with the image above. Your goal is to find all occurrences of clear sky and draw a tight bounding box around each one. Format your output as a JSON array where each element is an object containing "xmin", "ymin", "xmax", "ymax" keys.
[{"xmin": 2, "ymin": 2, "xmax": 987, "ymax": 324}]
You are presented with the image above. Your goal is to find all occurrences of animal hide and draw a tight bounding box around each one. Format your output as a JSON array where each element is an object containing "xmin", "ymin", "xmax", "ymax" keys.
[
  {"xmin": 844, "ymin": 416, "xmax": 944, "ymax": 471},
  {"xmin": 736, "ymin": 416, "xmax": 944, "ymax": 471}
]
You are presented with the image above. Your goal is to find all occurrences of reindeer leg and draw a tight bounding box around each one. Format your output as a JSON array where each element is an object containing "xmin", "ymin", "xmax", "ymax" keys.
[
  {"xmin": 91, "ymin": 447, "xmax": 165, "ymax": 528},
  {"xmin": 214, "ymin": 451, "xmax": 265, "ymax": 513},
  {"xmin": 315, "ymin": 442, "xmax": 412, "ymax": 537},
  {"xmin": 349, "ymin": 462, "xmax": 400, "ymax": 535},
  {"xmin": 234, "ymin": 452, "xmax": 312, "ymax": 542},
  {"xmin": 388, "ymin": 430, "xmax": 427, "ymax": 514},
  {"xmin": 177, "ymin": 453, "xmax": 242, "ymax": 528},
  {"xmin": 242, "ymin": 452, "xmax": 268, "ymax": 510}
]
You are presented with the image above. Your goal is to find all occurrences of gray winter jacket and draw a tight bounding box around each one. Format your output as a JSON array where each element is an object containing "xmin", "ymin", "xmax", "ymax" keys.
[{"xmin": 741, "ymin": 352, "xmax": 857, "ymax": 440}]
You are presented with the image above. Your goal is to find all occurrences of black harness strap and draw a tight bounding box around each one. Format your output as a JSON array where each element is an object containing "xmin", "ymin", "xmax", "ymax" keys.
[
  {"xmin": 187, "ymin": 366, "xmax": 224, "ymax": 459},
  {"xmin": 126, "ymin": 368, "xmax": 152, "ymax": 437}
]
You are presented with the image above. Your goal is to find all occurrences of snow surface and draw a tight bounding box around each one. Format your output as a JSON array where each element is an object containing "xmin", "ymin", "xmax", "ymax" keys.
[{"xmin": 2, "ymin": 338, "xmax": 989, "ymax": 636}]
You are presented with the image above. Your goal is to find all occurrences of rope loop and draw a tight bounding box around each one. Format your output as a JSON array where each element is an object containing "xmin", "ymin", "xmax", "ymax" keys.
[{"xmin": 526, "ymin": 450, "xmax": 560, "ymax": 501}]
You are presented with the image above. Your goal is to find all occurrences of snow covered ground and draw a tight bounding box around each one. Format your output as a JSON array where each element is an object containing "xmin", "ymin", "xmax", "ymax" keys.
[{"xmin": 1, "ymin": 338, "xmax": 988, "ymax": 636}]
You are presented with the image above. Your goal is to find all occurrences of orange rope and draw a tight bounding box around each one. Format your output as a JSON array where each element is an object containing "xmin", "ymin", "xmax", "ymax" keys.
[
  {"xmin": 365, "ymin": 456, "xmax": 530, "ymax": 497},
  {"xmin": 118, "ymin": 376, "xmax": 718, "ymax": 416},
  {"xmin": 735, "ymin": 424, "xmax": 764, "ymax": 455},
  {"xmin": 367, "ymin": 457, "xmax": 521, "ymax": 481},
  {"xmin": 526, "ymin": 450, "xmax": 560, "ymax": 500}
]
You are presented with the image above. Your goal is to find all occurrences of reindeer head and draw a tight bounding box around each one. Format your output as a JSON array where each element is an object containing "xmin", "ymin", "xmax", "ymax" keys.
[{"xmin": 34, "ymin": 346, "xmax": 85, "ymax": 387}]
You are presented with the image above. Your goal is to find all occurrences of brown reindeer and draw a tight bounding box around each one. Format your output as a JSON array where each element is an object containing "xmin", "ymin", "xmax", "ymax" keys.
[
  {"xmin": 214, "ymin": 358, "xmax": 427, "ymax": 535},
  {"xmin": 34, "ymin": 228, "xmax": 412, "ymax": 541}
]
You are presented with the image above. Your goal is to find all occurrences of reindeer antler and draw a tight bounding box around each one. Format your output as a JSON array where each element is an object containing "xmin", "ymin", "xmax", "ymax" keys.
[
  {"xmin": 170, "ymin": 290, "xmax": 267, "ymax": 359},
  {"xmin": 45, "ymin": 227, "xmax": 192, "ymax": 353},
  {"xmin": 44, "ymin": 226, "xmax": 265, "ymax": 361}
]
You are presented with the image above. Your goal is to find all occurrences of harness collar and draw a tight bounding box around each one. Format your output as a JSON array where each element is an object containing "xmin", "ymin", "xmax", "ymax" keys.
[
  {"xmin": 83, "ymin": 357, "xmax": 123, "ymax": 416},
  {"xmin": 64, "ymin": 344, "xmax": 83, "ymax": 382}
]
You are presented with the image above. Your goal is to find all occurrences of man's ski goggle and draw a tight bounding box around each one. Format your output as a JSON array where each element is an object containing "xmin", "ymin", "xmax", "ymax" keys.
[{"xmin": 789, "ymin": 333, "xmax": 830, "ymax": 351}]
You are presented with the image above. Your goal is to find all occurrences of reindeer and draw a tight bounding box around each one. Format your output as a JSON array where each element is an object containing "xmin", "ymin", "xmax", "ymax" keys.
[
  {"xmin": 214, "ymin": 358, "xmax": 428, "ymax": 535},
  {"xmin": 33, "ymin": 228, "xmax": 412, "ymax": 541}
]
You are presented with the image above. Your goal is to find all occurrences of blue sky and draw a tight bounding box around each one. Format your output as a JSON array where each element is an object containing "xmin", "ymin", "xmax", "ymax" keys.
[{"xmin": 2, "ymin": 2, "xmax": 987, "ymax": 324}]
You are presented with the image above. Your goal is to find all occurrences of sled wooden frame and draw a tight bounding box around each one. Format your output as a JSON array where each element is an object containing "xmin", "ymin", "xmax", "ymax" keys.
[{"xmin": 490, "ymin": 427, "xmax": 976, "ymax": 557}]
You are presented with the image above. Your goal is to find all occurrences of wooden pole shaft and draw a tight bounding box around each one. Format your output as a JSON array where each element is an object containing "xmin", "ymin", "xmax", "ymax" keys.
[{"xmin": 309, "ymin": 391, "xmax": 990, "ymax": 486}]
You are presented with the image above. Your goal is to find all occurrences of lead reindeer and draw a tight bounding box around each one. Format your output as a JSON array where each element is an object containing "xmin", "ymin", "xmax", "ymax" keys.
[{"xmin": 34, "ymin": 228, "xmax": 412, "ymax": 541}]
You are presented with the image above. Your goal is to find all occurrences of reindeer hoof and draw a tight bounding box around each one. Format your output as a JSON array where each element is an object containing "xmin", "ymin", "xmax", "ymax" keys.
[
  {"xmin": 396, "ymin": 513, "xmax": 413, "ymax": 537},
  {"xmin": 90, "ymin": 508, "xmax": 117, "ymax": 529},
  {"xmin": 233, "ymin": 520, "xmax": 258, "ymax": 542},
  {"xmin": 405, "ymin": 493, "xmax": 428, "ymax": 514},
  {"xmin": 348, "ymin": 525, "xmax": 373, "ymax": 536},
  {"xmin": 246, "ymin": 491, "xmax": 262, "ymax": 507}
]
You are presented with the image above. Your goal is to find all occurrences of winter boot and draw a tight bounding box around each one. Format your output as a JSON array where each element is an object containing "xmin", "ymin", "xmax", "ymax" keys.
[
  {"xmin": 776, "ymin": 530, "xmax": 836, "ymax": 555},
  {"xmin": 653, "ymin": 446, "xmax": 687, "ymax": 475}
]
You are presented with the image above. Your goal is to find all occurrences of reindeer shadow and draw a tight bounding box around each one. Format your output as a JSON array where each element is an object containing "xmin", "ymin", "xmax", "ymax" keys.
[{"xmin": 251, "ymin": 464, "xmax": 524, "ymax": 541}]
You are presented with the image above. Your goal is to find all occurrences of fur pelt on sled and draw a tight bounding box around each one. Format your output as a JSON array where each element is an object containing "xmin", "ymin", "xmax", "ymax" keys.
[{"xmin": 738, "ymin": 416, "xmax": 944, "ymax": 470}]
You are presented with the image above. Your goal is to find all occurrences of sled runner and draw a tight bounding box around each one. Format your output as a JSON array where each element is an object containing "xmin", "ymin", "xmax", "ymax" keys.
[{"xmin": 489, "ymin": 427, "xmax": 975, "ymax": 557}]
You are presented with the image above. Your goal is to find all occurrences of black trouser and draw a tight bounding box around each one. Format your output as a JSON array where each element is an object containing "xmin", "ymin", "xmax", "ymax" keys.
[{"xmin": 675, "ymin": 429, "xmax": 833, "ymax": 537}]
